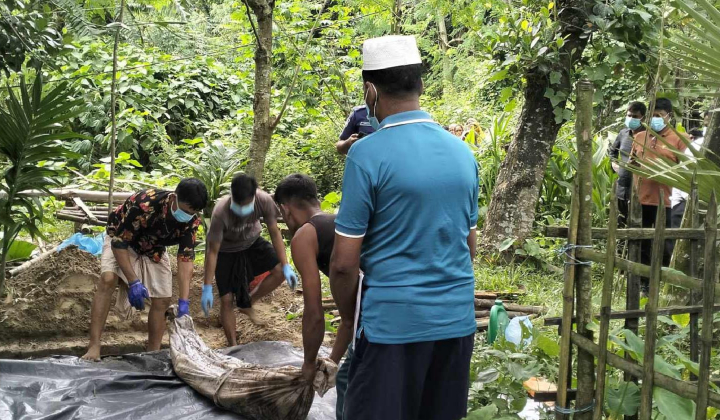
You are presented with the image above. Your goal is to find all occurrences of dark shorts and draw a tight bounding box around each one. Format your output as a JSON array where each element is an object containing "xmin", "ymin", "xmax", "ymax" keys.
[
  {"xmin": 343, "ymin": 333, "xmax": 475, "ymax": 420},
  {"xmin": 215, "ymin": 237, "xmax": 279, "ymax": 308}
]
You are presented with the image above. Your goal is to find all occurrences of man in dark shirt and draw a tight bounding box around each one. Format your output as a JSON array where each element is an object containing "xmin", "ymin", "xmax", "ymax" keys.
[
  {"xmin": 609, "ymin": 101, "xmax": 646, "ymax": 226},
  {"xmin": 274, "ymin": 174, "xmax": 354, "ymax": 420},
  {"xmin": 82, "ymin": 178, "xmax": 208, "ymax": 361},
  {"xmin": 336, "ymin": 105, "xmax": 376, "ymax": 155}
]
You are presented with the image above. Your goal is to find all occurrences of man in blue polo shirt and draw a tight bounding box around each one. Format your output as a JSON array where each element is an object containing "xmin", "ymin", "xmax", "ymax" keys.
[
  {"xmin": 336, "ymin": 105, "xmax": 376, "ymax": 155},
  {"xmin": 329, "ymin": 35, "xmax": 479, "ymax": 420}
]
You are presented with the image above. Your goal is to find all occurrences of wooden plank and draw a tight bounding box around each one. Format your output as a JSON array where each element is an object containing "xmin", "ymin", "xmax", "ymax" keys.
[
  {"xmin": 556, "ymin": 158, "xmax": 582, "ymax": 420},
  {"xmin": 474, "ymin": 299, "xmax": 546, "ymax": 314},
  {"xmin": 639, "ymin": 195, "xmax": 666, "ymax": 420},
  {"xmin": 543, "ymin": 304, "xmax": 720, "ymax": 326},
  {"xmin": 575, "ymin": 248, "xmax": 720, "ymax": 298},
  {"xmin": 543, "ymin": 226, "xmax": 708, "ymax": 240},
  {"xmin": 72, "ymin": 197, "xmax": 99, "ymax": 224},
  {"xmin": 570, "ymin": 332, "xmax": 720, "ymax": 409},
  {"xmin": 594, "ymin": 186, "xmax": 618, "ymax": 420},
  {"xmin": 695, "ymin": 192, "xmax": 717, "ymax": 420}
]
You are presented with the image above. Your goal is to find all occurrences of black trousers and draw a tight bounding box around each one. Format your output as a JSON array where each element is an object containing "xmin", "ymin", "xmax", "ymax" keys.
[
  {"xmin": 671, "ymin": 200, "xmax": 686, "ymax": 229},
  {"xmin": 618, "ymin": 199, "xmax": 629, "ymax": 228},
  {"xmin": 640, "ymin": 205, "xmax": 673, "ymax": 291},
  {"xmin": 344, "ymin": 333, "xmax": 474, "ymax": 420}
]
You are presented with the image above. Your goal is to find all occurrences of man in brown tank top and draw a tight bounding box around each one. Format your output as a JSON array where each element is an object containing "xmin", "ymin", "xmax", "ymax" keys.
[{"xmin": 274, "ymin": 174, "xmax": 355, "ymax": 419}]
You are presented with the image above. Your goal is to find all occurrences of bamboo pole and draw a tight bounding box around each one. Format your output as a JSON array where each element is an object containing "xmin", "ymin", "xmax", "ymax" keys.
[
  {"xmin": 625, "ymin": 185, "xmax": 643, "ymax": 407},
  {"xmin": 543, "ymin": 304, "xmax": 720, "ymax": 326},
  {"xmin": 574, "ymin": 79, "xmax": 595, "ymax": 420},
  {"xmin": 570, "ymin": 332, "xmax": 720, "ymax": 408},
  {"xmin": 108, "ymin": 0, "xmax": 126, "ymax": 218},
  {"xmin": 575, "ymin": 248, "xmax": 720, "ymax": 298},
  {"xmin": 556, "ymin": 181, "xmax": 581, "ymax": 420},
  {"xmin": 639, "ymin": 193, "xmax": 666, "ymax": 420},
  {"xmin": 695, "ymin": 192, "xmax": 717, "ymax": 420},
  {"xmin": 474, "ymin": 299, "xmax": 546, "ymax": 314},
  {"xmin": 543, "ymin": 226, "xmax": 708, "ymax": 240},
  {"xmin": 593, "ymin": 186, "xmax": 619, "ymax": 420},
  {"xmin": 689, "ymin": 179, "xmax": 700, "ymax": 378}
]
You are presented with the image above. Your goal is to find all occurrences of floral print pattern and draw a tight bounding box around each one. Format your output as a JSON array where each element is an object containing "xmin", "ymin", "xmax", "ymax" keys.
[{"xmin": 107, "ymin": 189, "xmax": 200, "ymax": 263}]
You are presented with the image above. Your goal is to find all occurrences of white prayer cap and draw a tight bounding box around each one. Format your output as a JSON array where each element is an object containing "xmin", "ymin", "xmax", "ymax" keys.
[{"xmin": 362, "ymin": 35, "xmax": 422, "ymax": 71}]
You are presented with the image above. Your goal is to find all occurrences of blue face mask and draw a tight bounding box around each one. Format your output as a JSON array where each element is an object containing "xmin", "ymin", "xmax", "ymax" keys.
[
  {"xmin": 365, "ymin": 83, "xmax": 380, "ymax": 130},
  {"xmin": 625, "ymin": 116, "xmax": 641, "ymax": 130},
  {"xmin": 230, "ymin": 199, "xmax": 254, "ymax": 217},
  {"xmin": 172, "ymin": 197, "xmax": 194, "ymax": 223},
  {"xmin": 650, "ymin": 117, "xmax": 666, "ymax": 133}
]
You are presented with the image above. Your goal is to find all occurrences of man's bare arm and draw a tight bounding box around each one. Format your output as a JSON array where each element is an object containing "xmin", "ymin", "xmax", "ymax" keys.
[
  {"xmin": 292, "ymin": 227, "xmax": 324, "ymax": 365},
  {"xmin": 177, "ymin": 259, "xmax": 193, "ymax": 301},
  {"xmin": 111, "ymin": 247, "xmax": 139, "ymax": 282},
  {"xmin": 336, "ymin": 134, "xmax": 359, "ymax": 155},
  {"xmin": 467, "ymin": 228, "xmax": 477, "ymax": 263},
  {"xmin": 203, "ymin": 240, "xmax": 221, "ymax": 286},
  {"xmin": 268, "ymin": 223, "xmax": 289, "ymax": 266},
  {"xmin": 329, "ymin": 234, "xmax": 362, "ymax": 326}
]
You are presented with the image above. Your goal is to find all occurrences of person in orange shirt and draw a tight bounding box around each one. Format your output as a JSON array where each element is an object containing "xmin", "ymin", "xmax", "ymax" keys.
[{"xmin": 630, "ymin": 98, "xmax": 688, "ymax": 292}]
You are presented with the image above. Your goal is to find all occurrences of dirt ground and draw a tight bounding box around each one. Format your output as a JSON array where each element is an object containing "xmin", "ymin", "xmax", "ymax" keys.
[{"xmin": 0, "ymin": 246, "xmax": 325, "ymax": 358}]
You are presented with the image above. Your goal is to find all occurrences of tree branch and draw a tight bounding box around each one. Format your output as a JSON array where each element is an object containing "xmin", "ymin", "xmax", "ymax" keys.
[
  {"xmin": 270, "ymin": 1, "xmax": 329, "ymax": 130},
  {"xmin": 242, "ymin": 0, "xmax": 261, "ymax": 49}
]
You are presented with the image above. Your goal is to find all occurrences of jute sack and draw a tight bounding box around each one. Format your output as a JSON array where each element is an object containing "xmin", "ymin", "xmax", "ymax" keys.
[{"xmin": 168, "ymin": 314, "xmax": 337, "ymax": 420}]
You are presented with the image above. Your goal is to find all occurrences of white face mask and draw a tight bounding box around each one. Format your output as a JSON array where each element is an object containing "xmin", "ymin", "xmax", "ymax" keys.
[{"xmin": 230, "ymin": 199, "xmax": 254, "ymax": 217}]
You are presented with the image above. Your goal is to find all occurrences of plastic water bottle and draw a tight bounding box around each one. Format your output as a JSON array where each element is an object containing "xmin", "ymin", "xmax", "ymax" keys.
[{"xmin": 488, "ymin": 300, "xmax": 509, "ymax": 344}]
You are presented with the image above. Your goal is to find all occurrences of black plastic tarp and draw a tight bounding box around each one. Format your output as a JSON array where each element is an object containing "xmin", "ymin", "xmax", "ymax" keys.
[{"xmin": 0, "ymin": 341, "xmax": 336, "ymax": 420}]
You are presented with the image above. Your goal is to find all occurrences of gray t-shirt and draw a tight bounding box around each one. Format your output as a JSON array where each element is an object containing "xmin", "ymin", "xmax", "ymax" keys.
[{"xmin": 207, "ymin": 189, "xmax": 278, "ymax": 253}]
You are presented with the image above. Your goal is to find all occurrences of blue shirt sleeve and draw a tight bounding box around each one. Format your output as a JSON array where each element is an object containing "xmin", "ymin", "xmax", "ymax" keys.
[
  {"xmin": 335, "ymin": 157, "xmax": 374, "ymax": 237},
  {"xmin": 339, "ymin": 111, "xmax": 357, "ymax": 141},
  {"xmin": 470, "ymin": 160, "xmax": 479, "ymax": 227}
]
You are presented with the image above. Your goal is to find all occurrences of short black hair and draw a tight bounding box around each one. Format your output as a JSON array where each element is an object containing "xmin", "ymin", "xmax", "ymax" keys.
[
  {"xmin": 655, "ymin": 98, "xmax": 673, "ymax": 114},
  {"xmin": 362, "ymin": 64, "xmax": 423, "ymax": 97},
  {"xmin": 274, "ymin": 174, "xmax": 319, "ymax": 206},
  {"xmin": 628, "ymin": 101, "xmax": 647, "ymax": 116},
  {"xmin": 176, "ymin": 178, "xmax": 208, "ymax": 211},
  {"xmin": 231, "ymin": 174, "xmax": 258, "ymax": 203}
]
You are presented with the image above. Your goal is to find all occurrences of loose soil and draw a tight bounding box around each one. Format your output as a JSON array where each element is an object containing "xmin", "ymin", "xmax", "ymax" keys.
[{"xmin": 0, "ymin": 246, "xmax": 325, "ymax": 358}]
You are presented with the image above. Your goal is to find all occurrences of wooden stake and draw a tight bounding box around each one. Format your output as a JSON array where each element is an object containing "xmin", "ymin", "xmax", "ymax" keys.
[
  {"xmin": 593, "ymin": 185, "xmax": 618, "ymax": 420},
  {"xmin": 108, "ymin": 0, "xmax": 126, "ymax": 217},
  {"xmin": 556, "ymin": 181, "xmax": 581, "ymax": 420},
  {"xmin": 695, "ymin": 192, "xmax": 717, "ymax": 420},
  {"xmin": 574, "ymin": 79, "xmax": 595, "ymax": 420},
  {"xmin": 688, "ymin": 178, "xmax": 700, "ymax": 378},
  {"xmin": 639, "ymin": 193, "xmax": 666, "ymax": 420}
]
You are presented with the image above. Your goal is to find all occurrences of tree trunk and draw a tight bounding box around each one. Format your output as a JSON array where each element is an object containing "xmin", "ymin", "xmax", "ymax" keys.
[
  {"xmin": 480, "ymin": 0, "xmax": 592, "ymax": 250},
  {"xmin": 245, "ymin": 0, "xmax": 275, "ymax": 185},
  {"xmin": 0, "ymin": 239, "xmax": 8, "ymax": 298},
  {"xmin": 481, "ymin": 71, "xmax": 563, "ymax": 249},
  {"xmin": 391, "ymin": 0, "xmax": 403, "ymax": 34}
]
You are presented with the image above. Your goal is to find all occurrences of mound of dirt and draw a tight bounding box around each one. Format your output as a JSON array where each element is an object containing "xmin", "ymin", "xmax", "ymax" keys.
[
  {"xmin": 0, "ymin": 246, "xmax": 318, "ymax": 357},
  {"xmin": 0, "ymin": 247, "xmax": 107, "ymax": 342}
]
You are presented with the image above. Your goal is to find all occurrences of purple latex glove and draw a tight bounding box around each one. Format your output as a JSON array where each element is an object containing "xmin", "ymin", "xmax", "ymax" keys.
[
  {"xmin": 128, "ymin": 279, "xmax": 149, "ymax": 310},
  {"xmin": 178, "ymin": 298, "xmax": 190, "ymax": 317}
]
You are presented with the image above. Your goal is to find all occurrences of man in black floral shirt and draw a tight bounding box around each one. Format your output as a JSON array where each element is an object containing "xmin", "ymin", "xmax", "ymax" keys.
[{"xmin": 82, "ymin": 178, "xmax": 208, "ymax": 361}]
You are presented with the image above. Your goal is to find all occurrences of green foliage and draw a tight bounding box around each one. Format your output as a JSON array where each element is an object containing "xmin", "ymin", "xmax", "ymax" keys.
[
  {"xmin": 0, "ymin": 70, "xmax": 85, "ymax": 294},
  {"xmin": 0, "ymin": 1, "xmax": 66, "ymax": 75},
  {"xmin": 5, "ymin": 239, "xmax": 37, "ymax": 262},
  {"xmin": 178, "ymin": 138, "xmax": 247, "ymax": 218}
]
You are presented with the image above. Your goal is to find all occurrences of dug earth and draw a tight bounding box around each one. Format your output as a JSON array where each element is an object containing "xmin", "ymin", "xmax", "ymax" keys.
[{"xmin": 0, "ymin": 247, "xmax": 314, "ymax": 358}]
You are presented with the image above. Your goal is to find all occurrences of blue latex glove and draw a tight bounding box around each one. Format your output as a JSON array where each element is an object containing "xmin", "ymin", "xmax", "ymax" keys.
[
  {"xmin": 201, "ymin": 284, "xmax": 213, "ymax": 317},
  {"xmin": 128, "ymin": 279, "xmax": 149, "ymax": 310},
  {"xmin": 283, "ymin": 264, "xmax": 298, "ymax": 289},
  {"xmin": 177, "ymin": 298, "xmax": 190, "ymax": 317}
]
